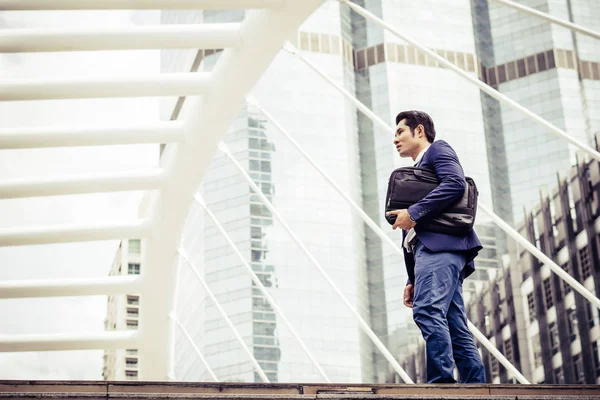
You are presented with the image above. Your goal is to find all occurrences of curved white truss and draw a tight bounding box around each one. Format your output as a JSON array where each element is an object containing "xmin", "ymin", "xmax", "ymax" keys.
[{"xmin": 0, "ymin": 0, "xmax": 321, "ymax": 381}]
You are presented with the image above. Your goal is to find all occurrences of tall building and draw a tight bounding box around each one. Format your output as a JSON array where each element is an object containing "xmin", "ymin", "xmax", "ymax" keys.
[
  {"xmin": 162, "ymin": 4, "xmax": 369, "ymax": 383},
  {"xmin": 472, "ymin": 0, "xmax": 600, "ymax": 223},
  {"xmin": 103, "ymin": 239, "xmax": 142, "ymax": 381}
]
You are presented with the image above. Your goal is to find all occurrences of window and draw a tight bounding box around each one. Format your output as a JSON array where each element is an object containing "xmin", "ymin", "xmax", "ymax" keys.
[
  {"xmin": 252, "ymin": 297, "xmax": 273, "ymax": 311},
  {"xmin": 526, "ymin": 55, "xmax": 536, "ymax": 74},
  {"xmin": 127, "ymin": 295, "xmax": 139, "ymax": 306},
  {"xmin": 396, "ymin": 44, "xmax": 406, "ymax": 63},
  {"xmin": 127, "ymin": 308, "xmax": 139, "ymax": 318},
  {"xmin": 299, "ymin": 31, "xmax": 309, "ymax": 50},
  {"xmin": 547, "ymin": 50, "xmax": 556, "ymax": 69},
  {"xmin": 527, "ymin": 292, "xmax": 536, "ymax": 322},
  {"xmin": 125, "ymin": 358, "xmax": 138, "ymax": 368},
  {"xmin": 253, "ymin": 311, "xmax": 276, "ymax": 321},
  {"xmin": 126, "ymin": 349, "xmax": 137, "ymax": 355},
  {"xmin": 507, "ymin": 60, "xmax": 517, "ymax": 80},
  {"xmin": 561, "ymin": 263, "xmax": 572, "ymax": 294},
  {"xmin": 356, "ymin": 49, "xmax": 366, "ymax": 70},
  {"xmin": 253, "ymin": 321, "xmax": 276, "ymax": 336},
  {"xmin": 532, "ymin": 333, "xmax": 542, "ymax": 368},
  {"xmin": 128, "ymin": 263, "xmax": 140, "ymax": 275},
  {"xmin": 555, "ymin": 366, "xmax": 565, "ymax": 384},
  {"xmin": 565, "ymin": 309, "xmax": 577, "ymax": 343},
  {"xmin": 593, "ymin": 342, "xmax": 600, "ymax": 377},
  {"xmin": 320, "ymin": 34, "xmax": 330, "ymax": 54},
  {"xmin": 254, "ymin": 346, "xmax": 281, "ymax": 362},
  {"xmin": 543, "ymin": 278, "xmax": 554, "ymax": 309},
  {"xmin": 251, "ymin": 227, "xmax": 262, "ymax": 239},
  {"xmin": 126, "ymin": 319, "xmax": 138, "ymax": 329},
  {"xmin": 573, "ymin": 353, "xmax": 585, "ymax": 383},
  {"xmin": 308, "ymin": 32, "xmax": 318, "ymax": 52},
  {"xmin": 588, "ymin": 302, "xmax": 597, "ymax": 328},
  {"xmin": 128, "ymin": 239, "xmax": 141, "ymax": 255},
  {"xmin": 366, "ymin": 47, "xmax": 375, "ymax": 66},
  {"xmin": 504, "ymin": 338, "xmax": 513, "ymax": 362},
  {"xmin": 490, "ymin": 355, "xmax": 500, "ymax": 378},
  {"xmin": 376, "ymin": 44, "xmax": 385, "ymax": 64},
  {"xmin": 125, "ymin": 370, "xmax": 138, "ymax": 380},
  {"xmin": 579, "ymin": 247, "xmax": 592, "ymax": 280},
  {"xmin": 517, "ymin": 58, "xmax": 526, "ymax": 77},
  {"xmin": 549, "ymin": 322, "xmax": 560, "ymax": 355},
  {"xmin": 255, "ymin": 272, "xmax": 272, "ymax": 287},
  {"xmin": 537, "ymin": 52, "xmax": 547, "ymax": 71},
  {"xmin": 253, "ymin": 336, "xmax": 276, "ymax": 346},
  {"xmin": 497, "ymin": 64, "xmax": 506, "ymax": 83}
]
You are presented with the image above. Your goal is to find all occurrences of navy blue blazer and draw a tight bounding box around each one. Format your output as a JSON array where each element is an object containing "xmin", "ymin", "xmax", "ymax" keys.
[{"xmin": 403, "ymin": 140, "xmax": 482, "ymax": 284}]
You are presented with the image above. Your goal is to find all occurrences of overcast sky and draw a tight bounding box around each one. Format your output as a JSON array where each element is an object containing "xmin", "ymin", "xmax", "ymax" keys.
[{"xmin": 0, "ymin": 9, "xmax": 160, "ymax": 379}]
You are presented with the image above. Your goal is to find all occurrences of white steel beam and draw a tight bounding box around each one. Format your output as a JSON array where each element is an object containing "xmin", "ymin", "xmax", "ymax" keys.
[
  {"xmin": 0, "ymin": 275, "xmax": 143, "ymax": 299},
  {"xmin": 138, "ymin": 0, "xmax": 321, "ymax": 380},
  {"xmin": 0, "ymin": 121, "xmax": 184, "ymax": 149},
  {"xmin": 340, "ymin": 0, "xmax": 600, "ymax": 163},
  {"xmin": 491, "ymin": 0, "xmax": 600, "ymax": 40},
  {"xmin": 0, "ymin": 0, "xmax": 285, "ymax": 10},
  {"xmin": 0, "ymin": 170, "xmax": 166, "ymax": 199},
  {"xmin": 0, "ymin": 331, "xmax": 140, "ymax": 352},
  {"xmin": 0, "ymin": 24, "xmax": 241, "ymax": 53},
  {"xmin": 0, "ymin": 220, "xmax": 150, "ymax": 246},
  {"xmin": 1, "ymin": 73, "xmax": 212, "ymax": 101}
]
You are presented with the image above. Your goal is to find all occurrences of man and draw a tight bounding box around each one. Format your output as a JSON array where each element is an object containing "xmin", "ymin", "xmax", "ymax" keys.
[{"xmin": 386, "ymin": 110, "xmax": 485, "ymax": 384}]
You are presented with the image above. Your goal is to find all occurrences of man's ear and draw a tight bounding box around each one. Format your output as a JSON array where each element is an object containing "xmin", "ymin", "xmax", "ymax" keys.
[{"xmin": 416, "ymin": 124, "xmax": 425, "ymax": 139}]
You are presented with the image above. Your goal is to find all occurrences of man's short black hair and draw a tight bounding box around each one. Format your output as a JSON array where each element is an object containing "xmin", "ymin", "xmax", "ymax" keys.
[{"xmin": 395, "ymin": 110, "xmax": 436, "ymax": 143}]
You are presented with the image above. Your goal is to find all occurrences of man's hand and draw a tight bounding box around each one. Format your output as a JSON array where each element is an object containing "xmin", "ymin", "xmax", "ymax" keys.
[
  {"xmin": 386, "ymin": 209, "xmax": 416, "ymax": 230},
  {"xmin": 404, "ymin": 284, "xmax": 414, "ymax": 308}
]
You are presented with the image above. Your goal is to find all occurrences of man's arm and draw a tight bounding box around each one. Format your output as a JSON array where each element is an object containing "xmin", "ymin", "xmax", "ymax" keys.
[{"xmin": 407, "ymin": 141, "xmax": 466, "ymax": 222}]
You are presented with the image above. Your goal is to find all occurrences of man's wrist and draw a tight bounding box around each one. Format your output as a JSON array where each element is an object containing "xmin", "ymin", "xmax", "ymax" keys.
[{"xmin": 408, "ymin": 212, "xmax": 416, "ymax": 222}]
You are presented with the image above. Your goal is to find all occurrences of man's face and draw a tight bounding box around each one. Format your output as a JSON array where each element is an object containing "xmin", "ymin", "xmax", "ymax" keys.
[{"xmin": 394, "ymin": 119, "xmax": 423, "ymax": 159}]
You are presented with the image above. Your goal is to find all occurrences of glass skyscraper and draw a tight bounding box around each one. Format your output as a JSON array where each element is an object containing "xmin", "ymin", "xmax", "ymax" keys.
[
  {"xmin": 163, "ymin": 4, "xmax": 369, "ymax": 383},
  {"xmin": 472, "ymin": 0, "xmax": 600, "ymax": 223}
]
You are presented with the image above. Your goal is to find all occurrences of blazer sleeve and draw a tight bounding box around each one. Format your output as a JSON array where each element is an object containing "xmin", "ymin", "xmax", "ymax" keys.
[{"xmin": 407, "ymin": 141, "xmax": 466, "ymax": 222}]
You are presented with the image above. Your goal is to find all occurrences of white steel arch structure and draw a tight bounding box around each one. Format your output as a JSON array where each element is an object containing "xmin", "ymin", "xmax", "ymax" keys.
[
  {"xmin": 1, "ymin": 0, "xmax": 600, "ymax": 384},
  {"xmin": 0, "ymin": 0, "xmax": 321, "ymax": 380}
]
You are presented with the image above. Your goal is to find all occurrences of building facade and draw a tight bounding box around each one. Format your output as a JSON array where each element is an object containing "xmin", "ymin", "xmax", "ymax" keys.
[
  {"xmin": 102, "ymin": 239, "xmax": 142, "ymax": 381},
  {"xmin": 399, "ymin": 140, "xmax": 600, "ymax": 383},
  {"xmin": 472, "ymin": 0, "xmax": 600, "ymax": 223}
]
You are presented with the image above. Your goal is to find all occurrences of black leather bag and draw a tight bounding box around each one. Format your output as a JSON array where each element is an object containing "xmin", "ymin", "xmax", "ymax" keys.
[{"xmin": 384, "ymin": 167, "xmax": 478, "ymax": 236}]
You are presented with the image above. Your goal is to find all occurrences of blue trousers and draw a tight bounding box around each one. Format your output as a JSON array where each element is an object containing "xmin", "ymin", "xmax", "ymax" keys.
[{"xmin": 412, "ymin": 240, "xmax": 486, "ymax": 383}]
